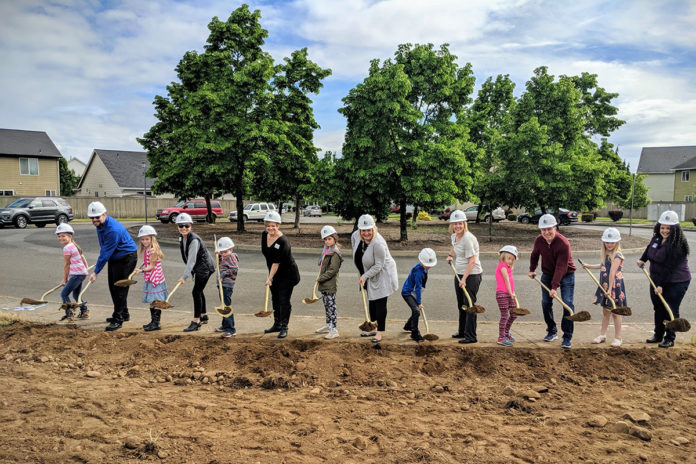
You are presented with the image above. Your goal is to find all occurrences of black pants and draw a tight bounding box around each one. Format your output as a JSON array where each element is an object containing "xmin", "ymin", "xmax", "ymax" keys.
[
  {"xmin": 192, "ymin": 271, "xmax": 212, "ymax": 319},
  {"xmin": 271, "ymin": 285, "xmax": 294, "ymax": 329},
  {"xmin": 454, "ymin": 273, "xmax": 482, "ymax": 340},
  {"xmin": 649, "ymin": 280, "xmax": 690, "ymax": 341},
  {"xmin": 107, "ymin": 252, "xmax": 137, "ymax": 323},
  {"xmin": 369, "ymin": 297, "xmax": 388, "ymax": 332},
  {"xmin": 402, "ymin": 294, "xmax": 421, "ymax": 332}
]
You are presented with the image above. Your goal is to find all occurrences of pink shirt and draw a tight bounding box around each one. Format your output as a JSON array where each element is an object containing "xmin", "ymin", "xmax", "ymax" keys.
[
  {"xmin": 63, "ymin": 242, "xmax": 88, "ymax": 276},
  {"xmin": 143, "ymin": 249, "xmax": 166, "ymax": 286},
  {"xmin": 495, "ymin": 261, "xmax": 514, "ymax": 293}
]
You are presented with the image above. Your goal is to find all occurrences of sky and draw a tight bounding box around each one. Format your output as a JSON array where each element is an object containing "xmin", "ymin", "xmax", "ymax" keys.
[{"xmin": 1, "ymin": 0, "xmax": 695, "ymax": 172}]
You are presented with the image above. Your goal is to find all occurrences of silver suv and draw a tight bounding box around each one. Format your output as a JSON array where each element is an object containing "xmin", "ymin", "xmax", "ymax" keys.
[
  {"xmin": 229, "ymin": 202, "xmax": 277, "ymax": 222},
  {"xmin": 0, "ymin": 197, "xmax": 74, "ymax": 229}
]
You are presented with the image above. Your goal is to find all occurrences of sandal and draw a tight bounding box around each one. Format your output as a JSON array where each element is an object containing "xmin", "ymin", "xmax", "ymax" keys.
[
  {"xmin": 371, "ymin": 337, "xmax": 382, "ymax": 343},
  {"xmin": 592, "ymin": 335, "xmax": 606, "ymax": 344},
  {"xmin": 361, "ymin": 331, "xmax": 377, "ymax": 337},
  {"xmin": 611, "ymin": 338, "xmax": 622, "ymax": 347}
]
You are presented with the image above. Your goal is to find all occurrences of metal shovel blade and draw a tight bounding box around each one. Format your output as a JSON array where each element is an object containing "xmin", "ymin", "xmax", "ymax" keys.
[
  {"xmin": 666, "ymin": 318, "xmax": 691, "ymax": 332},
  {"xmin": 466, "ymin": 304, "xmax": 486, "ymax": 314},
  {"xmin": 302, "ymin": 296, "xmax": 320, "ymax": 304},
  {"xmin": 114, "ymin": 279, "xmax": 137, "ymax": 287},
  {"xmin": 610, "ymin": 306, "xmax": 632, "ymax": 316},
  {"xmin": 150, "ymin": 300, "xmax": 172, "ymax": 310},
  {"xmin": 566, "ymin": 311, "xmax": 592, "ymax": 322},
  {"xmin": 359, "ymin": 320, "xmax": 377, "ymax": 332},
  {"xmin": 20, "ymin": 298, "xmax": 46, "ymax": 306},
  {"xmin": 510, "ymin": 307, "xmax": 531, "ymax": 316}
]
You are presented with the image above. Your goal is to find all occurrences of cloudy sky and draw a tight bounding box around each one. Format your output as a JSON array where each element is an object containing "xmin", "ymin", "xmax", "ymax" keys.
[{"xmin": 1, "ymin": 0, "xmax": 694, "ymax": 171}]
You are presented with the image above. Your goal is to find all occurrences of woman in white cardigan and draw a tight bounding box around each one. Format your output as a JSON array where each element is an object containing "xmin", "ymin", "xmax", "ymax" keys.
[{"xmin": 351, "ymin": 214, "xmax": 399, "ymax": 342}]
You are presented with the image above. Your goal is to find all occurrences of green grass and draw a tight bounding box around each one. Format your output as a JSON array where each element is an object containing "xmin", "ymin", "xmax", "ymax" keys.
[{"xmin": 593, "ymin": 217, "xmax": 696, "ymax": 229}]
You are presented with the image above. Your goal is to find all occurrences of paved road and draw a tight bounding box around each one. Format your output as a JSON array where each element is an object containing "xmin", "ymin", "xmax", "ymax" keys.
[{"xmin": 1, "ymin": 221, "xmax": 693, "ymax": 331}]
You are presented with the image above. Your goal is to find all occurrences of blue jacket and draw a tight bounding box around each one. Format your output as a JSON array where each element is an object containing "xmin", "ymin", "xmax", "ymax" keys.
[
  {"xmin": 94, "ymin": 216, "xmax": 137, "ymax": 274},
  {"xmin": 401, "ymin": 263, "xmax": 428, "ymax": 305}
]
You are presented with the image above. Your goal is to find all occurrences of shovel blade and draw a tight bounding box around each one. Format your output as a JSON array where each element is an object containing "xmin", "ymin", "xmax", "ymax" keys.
[
  {"xmin": 216, "ymin": 305, "xmax": 233, "ymax": 317},
  {"xmin": 302, "ymin": 297, "xmax": 320, "ymax": 304},
  {"xmin": 359, "ymin": 321, "xmax": 377, "ymax": 332},
  {"xmin": 466, "ymin": 304, "xmax": 486, "ymax": 314},
  {"xmin": 565, "ymin": 311, "xmax": 592, "ymax": 322},
  {"xmin": 423, "ymin": 333, "xmax": 439, "ymax": 341},
  {"xmin": 610, "ymin": 306, "xmax": 632, "ymax": 316},
  {"xmin": 666, "ymin": 318, "xmax": 691, "ymax": 332},
  {"xmin": 150, "ymin": 300, "xmax": 172, "ymax": 310},
  {"xmin": 254, "ymin": 310, "xmax": 273, "ymax": 318},
  {"xmin": 20, "ymin": 298, "xmax": 45, "ymax": 306},
  {"xmin": 114, "ymin": 279, "xmax": 137, "ymax": 287},
  {"xmin": 510, "ymin": 307, "xmax": 531, "ymax": 316}
]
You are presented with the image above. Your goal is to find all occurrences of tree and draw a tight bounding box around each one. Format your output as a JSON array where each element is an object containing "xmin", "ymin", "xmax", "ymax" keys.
[
  {"xmin": 139, "ymin": 5, "xmax": 276, "ymax": 229},
  {"xmin": 599, "ymin": 140, "xmax": 650, "ymax": 209},
  {"xmin": 59, "ymin": 157, "xmax": 79, "ymax": 196}
]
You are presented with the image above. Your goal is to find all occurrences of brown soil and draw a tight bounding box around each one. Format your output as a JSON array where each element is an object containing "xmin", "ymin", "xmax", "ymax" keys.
[
  {"xmin": 1, "ymin": 320, "xmax": 694, "ymax": 463},
  {"xmin": 150, "ymin": 220, "xmax": 647, "ymax": 252}
]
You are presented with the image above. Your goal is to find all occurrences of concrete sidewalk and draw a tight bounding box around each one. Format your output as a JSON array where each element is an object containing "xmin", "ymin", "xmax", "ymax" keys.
[{"xmin": 3, "ymin": 295, "xmax": 694, "ymax": 349}]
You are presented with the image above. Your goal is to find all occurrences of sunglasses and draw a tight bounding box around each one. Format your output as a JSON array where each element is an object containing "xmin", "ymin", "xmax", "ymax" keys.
[{"xmin": 177, "ymin": 224, "xmax": 191, "ymax": 229}]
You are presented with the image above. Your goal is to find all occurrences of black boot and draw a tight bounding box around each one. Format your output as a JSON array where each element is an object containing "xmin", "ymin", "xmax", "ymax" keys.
[
  {"xmin": 143, "ymin": 309, "xmax": 155, "ymax": 330},
  {"xmin": 200, "ymin": 314, "xmax": 209, "ymax": 325},
  {"xmin": 278, "ymin": 319, "xmax": 289, "ymax": 339},
  {"xmin": 403, "ymin": 317, "xmax": 413, "ymax": 332},
  {"xmin": 264, "ymin": 312, "xmax": 281, "ymax": 333},
  {"xmin": 183, "ymin": 321, "xmax": 201, "ymax": 332},
  {"xmin": 144, "ymin": 309, "xmax": 161, "ymax": 332},
  {"xmin": 411, "ymin": 330, "xmax": 424, "ymax": 342}
]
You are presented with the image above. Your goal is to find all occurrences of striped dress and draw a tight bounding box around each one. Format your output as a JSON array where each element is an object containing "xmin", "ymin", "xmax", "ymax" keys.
[{"xmin": 142, "ymin": 248, "xmax": 168, "ymax": 303}]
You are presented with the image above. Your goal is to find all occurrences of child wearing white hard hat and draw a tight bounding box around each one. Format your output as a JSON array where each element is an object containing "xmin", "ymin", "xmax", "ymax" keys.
[
  {"xmin": 215, "ymin": 237, "xmax": 238, "ymax": 339},
  {"xmin": 55, "ymin": 223, "xmax": 89, "ymax": 321},
  {"xmin": 401, "ymin": 248, "xmax": 437, "ymax": 342},
  {"xmin": 134, "ymin": 225, "xmax": 168, "ymax": 331},
  {"xmin": 495, "ymin": 245, "xmax": 518, "ymax": 346},
  {"xmin": 315, "ymin": 225, "xmax": 343, "ymax": 339}
]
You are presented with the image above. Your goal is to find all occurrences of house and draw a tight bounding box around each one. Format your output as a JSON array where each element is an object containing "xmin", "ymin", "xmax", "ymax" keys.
[
  {"xmin": 67, "ymin": 156, "xmax": 87, "ymax": 177},
  {"xmin": 77, "ymin": 149, "xmax": 157, "ymax": 197},
  {"xmin": 0, "ymin": 128, "xmax": 62, "ymax": 197},
  {"xmin": 637, "ymin": 146, "xmax": 696, "ymax": 201}
]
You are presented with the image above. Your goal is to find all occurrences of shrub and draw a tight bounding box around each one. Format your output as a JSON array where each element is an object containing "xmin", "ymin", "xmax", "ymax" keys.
[
  {"xmin": 692, "ymin": 217, "xmax": 696, "ymax": 226},
  {"xmin": 507, "ymin": 214, "xmax": 517, "ymax": 221},
  {"xmin": 405, "ymin": 212, "xmax": 413, "ymax": 220},
  {"xmin": 417, "ymin": 211, "xmax": 431, "ymax": 221},
  {"xmin": 581, "ymin": 213, "xmax": 594, "ymax": 222},
  {"xmin": 608, "ymin": 210, "xmax": 624, "ymax": 222}
]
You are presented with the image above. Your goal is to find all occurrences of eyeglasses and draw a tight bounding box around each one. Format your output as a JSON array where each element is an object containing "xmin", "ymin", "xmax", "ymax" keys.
[{"xmin": 177, "ymin": 224, "xmax": 191, "ymax": 229}]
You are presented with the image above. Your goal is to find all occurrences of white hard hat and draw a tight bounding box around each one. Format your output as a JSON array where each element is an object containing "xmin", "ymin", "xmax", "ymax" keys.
[
  {"xmin": 658, "ymin": 210, "xmax": 679, "ymax": 226},
  {"xmin": 217, "ymin": 237, "xmax": 234, "ymax": 251},
  {"xmin": 418, "ymin": 248, "xmax": 437, "ymax": 267},
  {"xmin": 55, "ymin": 223, "xmax": 74, "ymax": 235},
  {"xmin": 264, "ymin": 211, "xmax": 282, "ymax": 224},
  {"xmin": 499, "ymin": 245, "xmax": 518, "ymax": 259},
  {"xmin": 175, "ymin": 213, "xmax": 193, "ymax": 224},
  {"xmin": 538, "ymin": 214, "xmax": 557, "ymax": 229},
  {"xmin": 358, "ymin": 214, "xmax": 376, "ymax": 230},
  {"xmin": 321, "ymin": 225, "xmax": 337, "ymax": 239},
  {"xmin": 449, "ymin": 210, "xmax": 467, "ymax": 223},
  {"xmin": 87, "ymin": 201, "xmax": 106, "ymax": 218},
  {"xmin": 601, "ymin": 227, "xmax": 621, "ymax": 243},
  {"xmin": 138, "ymin": 225, "xmax": 157, "ymax": 237}
]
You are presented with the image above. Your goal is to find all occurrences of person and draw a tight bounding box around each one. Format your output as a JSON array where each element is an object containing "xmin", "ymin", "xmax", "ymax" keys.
[
  {"xmin": 261, "ymin": 211, "xmax": 301, "ymax": 339},
  {"xmin": 176, "ymin": 213, "xmax": 215, "ymax": 332},
  {"xmin": 446, "ymin": 210, "xmax": 483, "ymax": 344},
  {"xmin": 401, "ymin": 248, "xmax": 437, "ymax": 342},
  {"xmin": 214, "ymin": 236, "xmax": 238, "ymax": 339},
  {"xmin": 495, "ymin": 245, "xmax": 518, "ymax": 346},
  {"xmin": 87, "ymin": 201, "xmax": 138, "ymax": 331},
  {"xmin": 351, "ymin": 214, "xmax": 399, "ymax": 343},
  {"xmin": 55, "ymin": 223, "xmax": 89, "ymax": 321},
  {"xmin": 582, "ymin": 227, "xmax": 626, "ymax": 347},
  {"xmin": 637, "ymin": 210, "xmax": 691, "ymax": 348},
  {"xmin": 528, "ymin": 213, "xmax": 576, "ymax": 349},
  {"xmin": 133, "ymin": 225, "xmax": 168, "ymax": 332},
  {"xmin": 315, "ymin": 225, "xmax": 343, "ymax": 340}
]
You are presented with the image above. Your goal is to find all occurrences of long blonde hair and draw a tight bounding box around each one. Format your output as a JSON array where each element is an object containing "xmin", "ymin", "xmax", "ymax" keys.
[
  {"xmin": 601, "ymin": 240, "xmax": 622, "ymax": 264},
  {"xmin": 140, "ymin": 235, "xmax": 164, "ymax": 261}
]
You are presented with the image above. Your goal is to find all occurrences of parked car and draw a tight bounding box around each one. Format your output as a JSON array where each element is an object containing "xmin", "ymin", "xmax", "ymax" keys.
[
  {"xmin": 156, "ymin": 200, "xmax": 223, "ymax": 224},
  {"xmin": 302, "ymin": 205, "xmax": 322, "ymax": 217},
  {"xmin": 438, "ymin": 209, "xmax": 452, "ymax": 221},
  {"xmin": 517, "ymin": 208, "xmax": 578, "ymax": 225},
  {"xmin": 0, "ymin": 197, "xmax": 73, "ymax": 229},
  {"xmin": 463, "ymin": 205, "xmax": 506, "ymax": 223},
  {"xmin": 229, "ymin": 202, "xmax": 277, "ymax": 222}
]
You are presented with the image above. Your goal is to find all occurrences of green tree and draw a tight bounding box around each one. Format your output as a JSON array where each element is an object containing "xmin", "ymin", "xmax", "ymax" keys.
[
  {"xmin": 59, "ymin": 157, "xmax": 79, "ymax": 196},
  {"xmin": 599, "ymin": 141, "xmax": 650, "ymax": 209}
]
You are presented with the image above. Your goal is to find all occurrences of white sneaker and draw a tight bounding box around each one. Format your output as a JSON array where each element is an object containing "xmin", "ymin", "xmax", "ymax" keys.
[
  {"xmin": 611, "ymin": 338, "xmax": 622, "ymax": 347},
  {"xmin": 325, "ymin": 329, "xmax": 339, "ymax": 339},
  {"xmin": 315, "ymin": 324, "xmax": 330, "ymax": 333},
  {"xmin": 592, "ymin": 335, "xmax": 607, "ymax": 344}
]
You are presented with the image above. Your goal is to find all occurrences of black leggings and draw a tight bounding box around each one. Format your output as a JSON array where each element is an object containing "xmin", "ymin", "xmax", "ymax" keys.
[
  {"xmin": 454, "ymin": 273, "xmax": 482, "ymax": 340},
  {"xmin": 271, "ymin": 285, "xmax": 294, "ymax": 328},
  {"xmin": 369, "ymin": 297, "xmax": 388, "ymax": 332},
  {"xmin": 107, "ymin": 252, "xmax": 137, "ymax": 322},
  {"xmin": 192, "ymin": 271, "xmax": 212, "ymax": 319}
]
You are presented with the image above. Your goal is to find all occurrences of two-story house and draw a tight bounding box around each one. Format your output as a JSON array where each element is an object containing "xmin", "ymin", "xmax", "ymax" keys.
[{"xmin": 0, "ymin": 128, "xmax": 62, "ymax": 197}]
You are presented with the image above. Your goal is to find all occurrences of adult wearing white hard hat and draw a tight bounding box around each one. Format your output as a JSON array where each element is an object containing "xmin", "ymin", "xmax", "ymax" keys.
[
  {"xmin": 87, "ymin": 201, "xmax": 138, "ymax": 331},
  {"xmin": 401, "ymin": 248, "xmax": 437, "ymax": 342},
  {"xmin": 351, "ymin": 214, "xmax": 399, "ymax": 343},
  {"xmin": 176, "ymin": 213, "xmax": 216, "ymax": 332},
  {"xmin": 528, "ymin": 213, "xmax": 576, "ymax": 349},
  {"xmin": 637, "ymin": 210, "xmax": 691, "ymax": 348},
  {"xmin": 261, "ymin": 210, "xmax": 300, "ymax": 338},
  {"xmin": 446, "ymin": 210, "xmax": 483, "ymax": 344}
]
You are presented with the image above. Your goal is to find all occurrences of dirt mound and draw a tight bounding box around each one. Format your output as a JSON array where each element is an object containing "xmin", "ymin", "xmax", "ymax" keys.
[{"xmin": 1, "ymin": 320, "xmax": 694, "ymax": 463}]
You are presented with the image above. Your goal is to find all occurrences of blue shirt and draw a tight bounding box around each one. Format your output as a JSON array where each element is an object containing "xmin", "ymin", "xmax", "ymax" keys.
[
  {"xmin": 94, "ymin": 216, "xmax": 137, "ymax": 274},
  {"xmin": 401, "ymin": 263, "xmax": 428, "ymax": 305}
]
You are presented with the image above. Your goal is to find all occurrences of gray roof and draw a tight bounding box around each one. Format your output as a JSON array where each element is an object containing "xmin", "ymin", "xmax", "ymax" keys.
[
  {"xmin": 84, "ymin": 149, "xmax": 155, "ymax": 189},
  {"xmin": 672, "ymin": 155, "xmax": 696, "ymax": 171},
  {"xmin": 0, "ymin": 128, "xmax": 62, "ymax": 158},
  {"xmin": 637, "ymin": 146, "xmax": 696, "ymax": 174}
]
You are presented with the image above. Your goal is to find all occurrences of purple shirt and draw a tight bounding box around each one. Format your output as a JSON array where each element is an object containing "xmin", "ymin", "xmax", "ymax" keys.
[{"xmin": 639, "ymin": 236, "xmax": 691, "ymax": 286}]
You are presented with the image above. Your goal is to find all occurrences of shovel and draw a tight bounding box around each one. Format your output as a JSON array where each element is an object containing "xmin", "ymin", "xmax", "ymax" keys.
[
  {"xmin": 358, "ymin": 285, "xmax": 378, "ymax": 332},
  {"xmin": 150, "ymin": 281, "xmax": 182, "ymax": 310},
  {"xmin": 532, "ymin": 275, "xmax": 591, "ymax": 322},
  {"xmin": 510, "ymin": 296, "xmax": 531, "ymax": 316},
  {"xmin": 21, "ymin": 264, "xmax": 95, "ymax": 305},
  {"xmin": 213, "ymin": 235, "xmax": 233, "ymax": 317},
  {"xmin": 64, "ymin": 280, "xmax": 93, "ymax": 310},
  {"xmin": 577, "ymin": 258, "xmax": 631, "ymax": 316},
  {"xmin": 302, "ymin": 253, "xmax": 326, "ymax": 304},
  {"xmin": 640, "ymin": 266, "xmax": 691, "ymax": 332},
  {"xmin": 114, "ymin": 265, "xmax": 142, "ymax": 287},
  {"xmin": 420, "ymin": 305, "xmax": 438, "ymax": 341},
  {"xmin": 254, "ymin": 284, "xmax": 273, "ymax": 318},
  {"xmin": 448, "ymin": 262, "xmax": 485, "ymax": 314}
]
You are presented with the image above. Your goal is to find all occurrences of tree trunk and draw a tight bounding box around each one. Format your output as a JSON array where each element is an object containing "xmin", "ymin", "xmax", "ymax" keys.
[
  {"xmin": 236, "ymin": 187, "xmax": 245, "ymax": 233},
  {"xmin": 476, "ymin": 199, "xmax": 485, "ymax": 224},
  {"xmin": 411, "ymin": 206, "xmax": 419, "ymax": 225},
  {"xmin": 205, "ymin": 194, "xmax": 213, "ymax": 223},
  {"xmin": 294, "ymin": 195, "xmax": 301, "ymax": 228},
  {"xmin": 399, "ymin": 199, "xmax": 408, "ymax": 241}
]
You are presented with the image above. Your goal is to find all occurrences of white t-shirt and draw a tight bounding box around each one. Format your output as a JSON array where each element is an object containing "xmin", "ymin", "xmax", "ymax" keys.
[{"xmin": 451, "ymin": 231, "xmax": 482, "ymax": 275}]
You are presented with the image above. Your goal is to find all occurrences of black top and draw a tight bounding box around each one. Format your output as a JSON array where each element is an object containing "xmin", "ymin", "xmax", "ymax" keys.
[{"xmin": 261, "ymin": 232, "xmax": 300, "ymax": 288}]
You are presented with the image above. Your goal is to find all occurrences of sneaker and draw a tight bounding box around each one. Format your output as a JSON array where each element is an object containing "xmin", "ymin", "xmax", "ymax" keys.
[
  {"xmin": 325, "ymin": 329, "xmax": 339, "ymax": 339},
  {"xmin": 315, "ymin": 324, "xmax": 330, "ymax": 334},
  {"xmin": 220, "ymin": 331, "xmax": 236, "ymax": 339},
  {"xmin": 214, "ymin": 326, "xmax": 227, "ymax": 333},
  {"xmin": 592, "ymin": 335, "xmax": 607, "ymax": 344},
  {"xmin": 78, "ymin": 310, "xmax": 90, "ymax": 319},
  {"xmin": 611, "ymin": 338, "xmax": 622, "ymax": 347},
  {"xmin": 561, "ymin": 338, "xmax": 572, "ymax": 349},
  {"xmin": 497, "ymin": 337, "xmax": 512, "ymax": 346},
  {"xmin": 543, "ymin": 333, "xmax": 558, "ymax": 342},
  {"xmin": 506, "ymin": 334, "xmax": 515, "ymax": 343}
]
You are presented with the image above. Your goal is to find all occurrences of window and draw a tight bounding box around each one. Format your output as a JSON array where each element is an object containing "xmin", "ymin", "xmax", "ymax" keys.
[
  {"xmin": 685, "ymin": 195, "xmax": 693, "ymax": 202},
  {"xmin": 0, "ymin": 190, "xmax": 14, "ymax": 196},
  {"xmin": 682, "ymin": 171, "xmax": 690, "ymax": 182},
  {"xmin": 19, "ymin": 157, "xmax": 39, "ymax": 175},
  {"xmin": 45, "ymin": 190, "xmax": 56, "ymax": 196},
  {"xmin": 42, "ymin": 200, "xmax": 57, "ymax": 207}
]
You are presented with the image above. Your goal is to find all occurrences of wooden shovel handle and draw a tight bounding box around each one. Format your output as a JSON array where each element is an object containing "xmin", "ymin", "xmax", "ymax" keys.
[
  {"xmin": 76, "ymin": 280, "xmax": 92, "ymax": 303},
  {"xmin": 263, "ymin": 284, "xmax": 270, "ymax": 312},
  {"xmin": 165, "ymin": 281, "xmax": 183, "ymax": 303},
  {"xmin": 640, "ymin": 266, "xmax": 675, "ymax": 321},
  {"xmin": 360, "ymin": 285, "xmax": 370, "ymax": 321},
  {"xmin": 421, "ymin": 305, "xmax": 430, "ymax": 334},
  {"xmin": 577, "ymin": 258, "xmax": 616, "ymax": 309},
  {"xmin": 533, "ymin": 276, "xmax": 575, "ymax": 315},
  {"xmin": 213, "ymin": 234, "xmax": 225, "ymax": 305},
  {"xmin": 449, "ymin": 262, "xmax": 473, "ymax": 308},
  {"xmin": 40, "ymin": 283, "xmax": 65, "ymax": 301}
]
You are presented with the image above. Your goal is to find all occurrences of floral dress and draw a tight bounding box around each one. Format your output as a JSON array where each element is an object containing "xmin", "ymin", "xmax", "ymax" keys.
[{"xmin": 593, "ymin": 252, "xmax": 627, "ymax": 307}]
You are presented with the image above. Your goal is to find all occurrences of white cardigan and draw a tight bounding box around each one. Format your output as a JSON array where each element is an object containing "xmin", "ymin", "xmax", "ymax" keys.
[{"xmin": 351, "ymin": 230, "xmax": 399, "ymax": 300}]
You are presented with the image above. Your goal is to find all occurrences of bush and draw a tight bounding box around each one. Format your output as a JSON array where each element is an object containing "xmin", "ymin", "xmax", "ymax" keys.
[
  {"xmin": 507, "ymin": 214, "xmax": 517, "ymax": 221},
  {"xmin": 608, "ymin": 210, "xmax": 624, "ymax": 222},
  {"xmin": 692, "ymin": 217, "xmax": 696, "ymax": 226},
  {"xmin": 581, "ymin": 213, "xmax": 594, "ymax": 222},
  {"xmin": 417, "ymin": 211, "xmax": 431, "ymax": 221}
]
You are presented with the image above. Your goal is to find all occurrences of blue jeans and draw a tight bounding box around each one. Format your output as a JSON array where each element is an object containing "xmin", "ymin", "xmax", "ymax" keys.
[
  {"xmin": 541, "ymin": 273, "xmax": 575, "ymax": 340},
  {"xmin": 221, "ymin": 286, "xmax": 235, "ymax": 332},
  {"xmin": 61, "ymin": 275, "xmax": 87, "ymax": 311}
]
